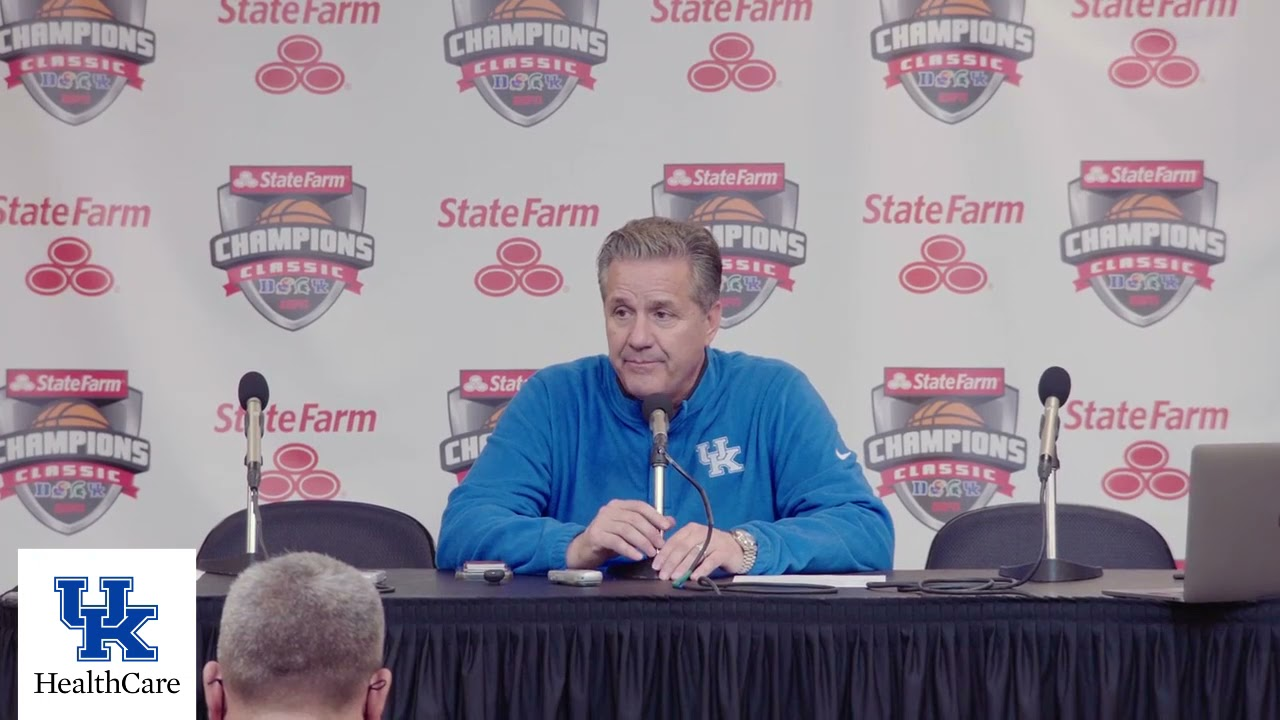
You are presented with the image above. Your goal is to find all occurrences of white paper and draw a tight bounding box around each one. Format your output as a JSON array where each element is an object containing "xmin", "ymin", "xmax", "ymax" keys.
[{"xmin": 731, "ymin": 574, "xmax": 886, "ymax": 588}]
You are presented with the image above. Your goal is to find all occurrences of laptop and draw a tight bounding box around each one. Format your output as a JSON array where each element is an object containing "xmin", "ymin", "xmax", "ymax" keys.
[{"xmin": 1103, "ymin": 442, "xmax": 1280, "ymax": 603}]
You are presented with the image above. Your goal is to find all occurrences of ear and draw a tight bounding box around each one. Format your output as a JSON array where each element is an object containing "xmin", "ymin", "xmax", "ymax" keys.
[
  {"xmin": 705, "ymin": 300, "xmax": 722, "ymax": 344},
  {"xmin": 364, "ymin": 668, "xmax": 393, "ymax": 720},
  {"xmin": 202, "ymin": 661, "xmax": 225, "ymax": 720}
]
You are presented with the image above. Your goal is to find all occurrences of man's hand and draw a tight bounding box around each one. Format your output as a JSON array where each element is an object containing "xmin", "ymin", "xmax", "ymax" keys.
[
  {"xmin": 565, "ymin": 499, "xmax": 675, "ymax": 569},
  {"xmin": 651, "ymin": 523, "xmax": 744, "ymax": 582}
]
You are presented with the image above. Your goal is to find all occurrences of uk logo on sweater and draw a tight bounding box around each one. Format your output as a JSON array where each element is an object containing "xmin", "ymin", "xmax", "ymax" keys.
[{"xmin": 697, "ymin": 436, "xmax": 743, "ymax": 477}]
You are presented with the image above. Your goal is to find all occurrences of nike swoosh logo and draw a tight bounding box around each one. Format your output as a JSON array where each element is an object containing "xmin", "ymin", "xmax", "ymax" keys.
[{"xmin": 835, "ymin": 449, "xmax": 851, "ymax": 460}]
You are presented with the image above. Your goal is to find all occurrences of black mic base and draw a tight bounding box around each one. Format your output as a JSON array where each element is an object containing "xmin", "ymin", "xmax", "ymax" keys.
[
  {"xmin": 198, "ymin": 552, "xmax": 266, "ymax": 577},
  {"xmin": 607, "ymin": 560, "xmax": 661, "ymax": 580},
  {"xmin": 999, "ymin": 557, "xmax": 1103, "ymax": 583}
]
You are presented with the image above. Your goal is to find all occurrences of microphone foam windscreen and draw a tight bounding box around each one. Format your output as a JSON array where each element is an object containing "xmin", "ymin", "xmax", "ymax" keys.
[
  {"xmin": 1037, "ymin": 366, "xmax": 1071, "ymax": 405},
  {"xmin": 641, "ymin": 394, "xmax": 674, "ymax": 420},
  {"xmin": 238, "ymin": 371, "xmax": 270, "ymax": 410}
]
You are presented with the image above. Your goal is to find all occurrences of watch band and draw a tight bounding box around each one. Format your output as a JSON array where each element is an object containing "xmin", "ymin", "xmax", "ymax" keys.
[{"xmin": 731, "ymin": 529, "xmax": 758, "ymax": 575}]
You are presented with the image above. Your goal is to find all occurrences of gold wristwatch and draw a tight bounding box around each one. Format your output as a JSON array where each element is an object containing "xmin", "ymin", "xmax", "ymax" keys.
[{"xmin": 730, "ymin": 528, "xmax": 757, "ymax": 575}]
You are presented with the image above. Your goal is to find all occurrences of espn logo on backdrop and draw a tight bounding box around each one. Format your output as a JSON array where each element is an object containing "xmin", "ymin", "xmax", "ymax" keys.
[
  {"xmin": 863, "ymin": 367, "xmax": 1029, "ymax": 531},
  {"xmin": 440, "ymin": 369, "xmax": 536, "ymax": 482},
  {"xmin": 0, "ymin": 369, "xmax": 151, "ymax": 535},
  {"xmin": 18, "ymin": 548, "xmax": 194, "ymax": 717}
]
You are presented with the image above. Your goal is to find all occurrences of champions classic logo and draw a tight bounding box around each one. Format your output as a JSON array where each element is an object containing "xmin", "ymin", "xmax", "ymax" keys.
[
  {"xmin": 652, "ymin": 163, "xmax": 806, "ymax": 328},
  {"xmin": 210, "ymin": 165, "xmax": 375, "ymax": 332},
  {"xmin": 0, "ymin": 0, "xmax": 156, "ymax": 125},
  {"xmin": 863, "ymin": 367, "xmax": 1028, "ymax": 530},
  {"xmin": 444, "ymin": 0, "xmax": 608, "ymax": 128},
  {"xmin": 870, "ymin": 0, "xmax": 1034, "ymax": 124},
  {"xmin": 440, "ymin": 369, "xmax": 535, "ymax": 482},
  {"xmin": 1060, "ymin": 160, "xmax": 1226, "ymax": 327},
  {"xmin": 0, "ymin": 369, "xmax": 151, "ymax": 535}
]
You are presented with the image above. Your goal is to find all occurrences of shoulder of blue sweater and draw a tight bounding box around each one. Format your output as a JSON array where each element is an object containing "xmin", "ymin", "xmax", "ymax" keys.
[{"xmin": 713, "ymin": 348, "xmax": 807, "ymax": 383}]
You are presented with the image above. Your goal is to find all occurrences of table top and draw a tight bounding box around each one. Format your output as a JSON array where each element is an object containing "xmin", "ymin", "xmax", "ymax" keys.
[{"xmin": 195, "ymin": 567, "xmax": 1189, "ymax": 601}]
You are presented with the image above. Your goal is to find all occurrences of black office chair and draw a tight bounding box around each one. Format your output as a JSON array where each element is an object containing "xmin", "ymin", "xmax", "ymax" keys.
[
  {"xmin": 197, "ymin": 500, "xmax": 437, "ymax": 569},
  {"xmin": 925, "ymin": 502, "xmax": 1176, "ymax": 570}
]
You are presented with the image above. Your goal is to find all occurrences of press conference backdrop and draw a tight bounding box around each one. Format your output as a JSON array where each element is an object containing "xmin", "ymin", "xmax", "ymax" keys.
[{"xmin": 0, "ymin": 0, "xmax": 1275, "ymax": 588}]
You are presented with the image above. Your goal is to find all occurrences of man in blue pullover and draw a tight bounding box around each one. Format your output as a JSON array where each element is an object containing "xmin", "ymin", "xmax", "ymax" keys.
[{"xmin": 436, "ymin": 216, "xmax": 894, "ymax": 581}]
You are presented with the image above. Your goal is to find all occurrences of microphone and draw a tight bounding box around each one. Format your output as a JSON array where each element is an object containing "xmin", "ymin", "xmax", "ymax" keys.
[
  {"xmin": 239, "ymin": 371, "xmax": 270, "ymax": 488},
  {"xmin": 1036, "ymin": 366, "xmax": 1070, "ymax": 482},
  {"xmin": 642, "ymin": 394, "xmax": 673, "ymax": 456},
  {"xmin": 997, "ymin": 365, "xmax": 1101, "ymax": 584},
  {"xmin": 199, "ymin": 371, "xmax": 272, "ymax": 578}
]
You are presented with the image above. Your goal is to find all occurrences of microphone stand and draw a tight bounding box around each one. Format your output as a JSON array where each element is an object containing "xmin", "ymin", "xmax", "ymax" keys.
[
  {"xmin": 198, "ymin": 445, "xmax": 268, "ymax": 577},
  {"xmin": 999, "ymin": 450, "xmax": 1102, "ymax": 583},
  {"xmin": 607, "ymin": 440, "xmax": 668, "ymax": 580}
]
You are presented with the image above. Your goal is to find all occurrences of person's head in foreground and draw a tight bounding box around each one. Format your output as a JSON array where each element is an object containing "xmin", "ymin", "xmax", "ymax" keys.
[
  {"xmin": 597, "ymin": 215, "xmax": 722, "ymax": 405},
  {"xmin": 202, "ymin": 552, "xmax": 392, "ymax": 720}
]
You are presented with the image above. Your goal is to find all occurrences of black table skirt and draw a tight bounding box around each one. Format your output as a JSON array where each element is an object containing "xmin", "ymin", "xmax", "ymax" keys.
[
  {"xmin": 0, "ymin": 606, "xmax": 14, "ymax": 720},
  {"xmin": 194, "ymin": 587, "xmax": 1279, "ymax": 720}
]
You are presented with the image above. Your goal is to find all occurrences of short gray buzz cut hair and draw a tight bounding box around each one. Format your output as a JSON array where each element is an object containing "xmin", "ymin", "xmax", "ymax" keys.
[
  {"xmin": 217, "ymin": 552, "xmax": 384, "ymax": 709},
  {"xmin": 596, "ymin": 216, "xmax": 722, "ymax": 311}
]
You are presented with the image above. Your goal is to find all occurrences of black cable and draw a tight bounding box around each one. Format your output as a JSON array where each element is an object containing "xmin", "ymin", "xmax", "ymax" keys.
[
  {"xmin": 865, "ymin": 478, "xmax": 1050, "ymax": 597},
  {"xmin": 662, "ymin": 450, "xmax": 835, "ymax": 596}
]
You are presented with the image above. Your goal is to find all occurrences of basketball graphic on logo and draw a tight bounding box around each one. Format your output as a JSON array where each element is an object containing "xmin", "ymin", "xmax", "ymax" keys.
[
  {"xmin": 255, "ymin": 198, "xmax": 333, "ymax": 226},
  {"xmin": 36, "ymin": 0, "xmax": 114, "ymax": 20},
  {"xmin": 688, "ymin": 196, "xmax": 766, "ymax": 224},
  {"xmin": 484, "ymin": 403, "xmax": 508, "ymax": 430},
  {"xmin": 32, "ymin": 401, "xmax": 112, "ymax": 430},
  {"xmin": 915, "ymin": 0, "xmax": 993, "ymax": 16},
  {"xmin": 1105, "ymin": 192, "xmax": 1183, "ymax": 221},
  {"xmin": 489, "ymin": 0, "xmax": 567, "ymax": 21},
  {"xmin": 906, "ymin": 399, "xmax": 985, "ymax": 427}
]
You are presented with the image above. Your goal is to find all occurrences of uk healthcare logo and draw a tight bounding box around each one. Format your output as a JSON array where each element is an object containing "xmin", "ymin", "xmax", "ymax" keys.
[
  {"xmin": 55, "ymin": 576, "xmax": 156, "ymax": 661},
  {"xmin": 19, "ymin": 548, "xmax": 194, "ymax": 715}
]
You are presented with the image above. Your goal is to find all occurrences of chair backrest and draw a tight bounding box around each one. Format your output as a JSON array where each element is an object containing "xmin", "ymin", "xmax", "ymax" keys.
[
  {"xmin": 198, "ymin": 500, "xmax": 437, "ymax": 569},
  {"xmin": 925, "ymin": 502, "xmax": 1176, "ymax": 570}
]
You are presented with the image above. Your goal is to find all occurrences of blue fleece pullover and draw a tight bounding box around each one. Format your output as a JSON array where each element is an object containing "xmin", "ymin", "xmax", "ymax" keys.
[{"xmin": 436, "ymin": 348, "xmax": 895, "ymax": 575}]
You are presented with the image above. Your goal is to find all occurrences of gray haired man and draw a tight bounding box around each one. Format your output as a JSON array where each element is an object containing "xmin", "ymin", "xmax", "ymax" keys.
[{"xmin": 202, "ymin": 552, "xmax": 392, "ymax": 719}]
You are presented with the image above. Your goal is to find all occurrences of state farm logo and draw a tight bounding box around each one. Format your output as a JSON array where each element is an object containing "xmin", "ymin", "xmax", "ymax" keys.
[
  {"xmin": 1102, "ymin": 440, "xmax": 1189, "ymax": 501},
  {"xmin": 26, "ymin": 236, "xmax": 113, "ymax": 296},
  {"xmin": 1071, "ymin": 1, "xmax": 1236, "ymax": 20},
  {"xmin": 213, "ymin": 399, "xmax": 378, "ymax": 434},
  {"xmin": 1062, "ymin": 398, "xmax": 1229, "ymax": 431},
  {"xmin": 899, "ymin": 234, "xmax": 987, "ymax": 294},
  {"xmin": 218, "ymin": 0, "xmax": 381, "ymax": 24},
  {"xmin": 256, "ymin": 35, "xmax": 345, "ymax": 95},
  {"xmin": 0, "ymin": 194, "xmax": 151, "ymax": 228},
  {"xmin": 437, "ymin": 195, "xmax": 598, "ymax": 296},
  {"xmin": 0, "ymin": 368, "xmax": 151, "ymax": 535},
  {"xmin": 863, "ymin": 367, "xmax": 1029, "ymax": 530},
  {"xmin": 862, "ymin": 192, "xmax": 1025, "ymax": 225},
  {"xmin": 440, "ymin": 369, "xmax": 536, "ymax": 482},
  {"xmin": 871, "ymin": 0, "xmax": 1035, "ymax": 124},
  {"xmin": 0, "ymin": 0, "xmax": 157, "ymax": 125},
  {"xmin": 1109, "ymin": 29, "xmax": 1198, "ymax": 89},
  {"xmin": 474, "ymin": 237, "xmax": 564, "ymax": 297},
  {"xmin": 1060, "ymin": 160, "xmax": 1226, "ymax": 328},
  {"xmin": 210, "ymin": 165, "xmax": 375, "ymax": 332},
  {"xmin": 652, "ymin": 163, "xmax": 806, "ymax": 328},
  {"xmin": 687, "ymin": 33, "xmax": 776, "ymax": 93},
  {"xmin": 651, "ymin": 0, "xmax": 812, "ymax": 23},
  {"xmin": 444, "ymin": 0, "xmax": 609, "ymax": 128},
  {"xmin": 258, "ymin": 443, "xmax": 342, "ymax": 503}
]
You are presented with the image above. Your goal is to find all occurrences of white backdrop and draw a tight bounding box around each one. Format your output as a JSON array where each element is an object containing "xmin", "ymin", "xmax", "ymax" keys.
[{"xmin": 1, "ymin": 0, "xmax": 1274, "ymax": 587}]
